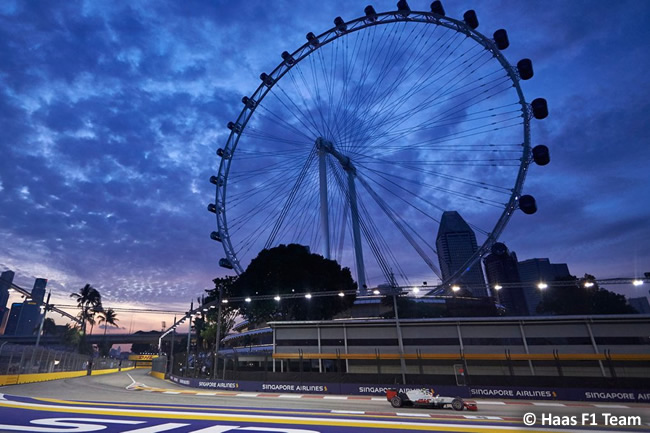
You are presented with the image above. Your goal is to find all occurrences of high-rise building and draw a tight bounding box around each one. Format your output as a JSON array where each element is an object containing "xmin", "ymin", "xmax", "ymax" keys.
[
  {"xmin": 517, "ymin": 258, "xmax": 571, "ymax": 315},
  {"xmin": 483, "ymin": 243, "xmax": 529, "ymax": 315},
  {"xmin": 0, "ymin": 271, "xmax": 14, "ymax": 334},
  {"xmin": 31, "ymin": 278, "xmax": 47, "ymax": 304},
  {"xmin": 628, "ymin": 297, "xmax": 650, "ymax": 314},
  {"xmin": 3, "ymin": 278, "xmax": 47, "ymax": 336},
  {"xmin": 4, "ymin": 303, "xmax": 23, "ymax": 335},
  {"xmin": 436, "ymin": 211, "xmax": 487, "ymax": 296}
]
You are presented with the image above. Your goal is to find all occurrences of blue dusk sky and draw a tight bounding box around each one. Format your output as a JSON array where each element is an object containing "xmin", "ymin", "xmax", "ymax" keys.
[{"xmin": 1, "ymin": 0, "xmax": 649, "ymax": 330}]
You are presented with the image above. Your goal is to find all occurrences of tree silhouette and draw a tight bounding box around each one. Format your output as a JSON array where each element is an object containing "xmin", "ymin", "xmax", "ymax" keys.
[
  {"xmin": 201, "ymin": 276, "xmax": 239, "ymax": 348},
  {"xmin": 537, "ymin": 274, "xmax": 636, "ymax": 315},
  {"xmin": 69, "ymin": 284, "xmax": 102, "ymax": 335},
  {"xmin": 41, "ymin": 317, "xmax": 57, "ymax": 336},
  {"xmin": 234, "ymin": 244, "xmax": 357, "ymax": 325}
]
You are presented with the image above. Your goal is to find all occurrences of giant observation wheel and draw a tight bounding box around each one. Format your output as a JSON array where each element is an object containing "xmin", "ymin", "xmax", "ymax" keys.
[{"xmin": 209, "ymin": 1, "xmax": 549, "ymax": 295}]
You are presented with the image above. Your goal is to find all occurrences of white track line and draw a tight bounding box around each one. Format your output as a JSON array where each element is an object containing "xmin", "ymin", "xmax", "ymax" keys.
[
  {"xmin": 331, "ymin": 410, "xmax": 365, "ymax": 414},
  {"xmin": 395, "ymin": 412, "xmax": 431, "ymax": 417}
]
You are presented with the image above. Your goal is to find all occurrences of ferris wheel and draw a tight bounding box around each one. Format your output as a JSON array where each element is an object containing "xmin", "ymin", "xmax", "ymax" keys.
[{"xmin": 209, "ymin": 1, "xmax": 550, "ymax": 295}]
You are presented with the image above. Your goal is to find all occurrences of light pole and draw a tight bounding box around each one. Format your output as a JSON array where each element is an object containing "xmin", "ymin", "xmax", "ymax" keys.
[
  {"xmin": 185, "ymin": 302, "xmax": 192, "ymax": 376},
  {"xmin": 35, "ymin": 291, "xmax": 51, "ymax": 348},
  {"xmin": 383, "ymin": 286, "xmax": 407, "ymax": 385},
  {"xmin": 212, "ymin": 281, "xmax": 223, "ymax": 379},
  {"xmin": 169, "ymin": 317, "xmax": 176, "ymax": 377}
]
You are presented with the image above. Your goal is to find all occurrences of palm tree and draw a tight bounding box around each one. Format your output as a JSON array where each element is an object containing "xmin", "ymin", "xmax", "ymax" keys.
[
  {"xmin": 97, "ymin": 308, "xmax": 119, "ymax": 357},
  {"xmin": 88, "ymin": 304, "xmax": 104, "ymax": 335},
  {"xmin": 69, "ymin": 284, "xmax": 102, "ymax": 335},
  {"xmin": 97, "ymin": 308, "xmax": 119, "ymax": 338},
  {"xmin": 41, "ymin": 318, "xmax": 57, "ymax": 336}
]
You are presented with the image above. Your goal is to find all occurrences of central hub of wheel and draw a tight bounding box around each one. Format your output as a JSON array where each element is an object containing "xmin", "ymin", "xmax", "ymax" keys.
[{"xmin": 315, "ymin": 137, "xmax": 355, "ymax": 174}]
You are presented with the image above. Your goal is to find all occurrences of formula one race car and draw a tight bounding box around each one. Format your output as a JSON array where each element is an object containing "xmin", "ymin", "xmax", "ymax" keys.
[{"xmin": 386, "ymin": 389, "xmax": 477, "ymax": 411}]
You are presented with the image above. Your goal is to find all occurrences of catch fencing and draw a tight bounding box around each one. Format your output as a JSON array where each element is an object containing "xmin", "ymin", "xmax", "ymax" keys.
[
  {"xmin": 0, "ymin": 343, "xmax": 133, "ymax": 386},
  {"xmin": 164, "ymin": 349, "xmax": 650, "ymax": 391}
]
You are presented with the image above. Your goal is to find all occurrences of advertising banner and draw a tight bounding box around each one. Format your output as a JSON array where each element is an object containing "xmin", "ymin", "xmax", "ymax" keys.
[{"xmin": 167, "ymin": 375, "xmax": 648, "ymax": 402}]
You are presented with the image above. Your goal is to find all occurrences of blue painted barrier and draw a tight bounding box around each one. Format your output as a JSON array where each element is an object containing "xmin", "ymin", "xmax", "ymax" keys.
[{"xmin": 167, "ymin": 375, "xmax": 649, "ymax": 402}]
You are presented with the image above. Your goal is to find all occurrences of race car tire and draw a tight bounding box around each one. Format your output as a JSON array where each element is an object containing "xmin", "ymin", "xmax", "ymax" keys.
[
  {"xmin": 390, "ymin": 396, "xmax": 403, "ymax": 408},
  {"xmin": 451, "ymin": 398, "xmax": 464, "ymax": 411}
]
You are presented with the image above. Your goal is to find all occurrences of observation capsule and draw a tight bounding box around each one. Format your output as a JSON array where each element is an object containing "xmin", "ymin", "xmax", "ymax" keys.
[
  {"xmin": 219, "ymin": 258, "xmax": 234, "ymax": 269},
  {"xmin": 397, "ymin": 0, "xmax": 410, "ymax": 16},
  {"xmin": 464, "ymin": 10, "xmax": 479, "ymax": 29},
  {"xmin": 517, "ymin": 59, "xmax": 534, "ymax": 80},
  {"xmin": 365, "ymin": 5, "xmax": 378, "ymax": 22},
  {"xmin": 207, "ymin": 203, "xmax": 217, "ymax": 214},
  {"xmin": 519, "ymin": 195, "xmax": 537, "ymax": 215},
  {"xmin": 334, "ymin": 16, "xmax": 347, "ymax": 32},
  {"xmin": 491, "ymin": 242, "xmax": 507, "ymax": 256},
  {"xmin": 281, "ymin": 51, "xmax": 295, "ymax": 65},
  {"xmin": 531, "ymin": 98, "xmax": 548, "ymax": 119},
  {"xmin": 210, "ymin": 231, "xmax": 222, "ymax": 242},
  {"xmin": 260, "ymin": 72, "xmax": 274, "ymax": 87},
  {"xmin": 242, "ymin": 96, "xmax": 257, "ymax": 108},
  {"xmin": 532, "ymin": 145, "xmax": 550, "ymax": 166},
  {"xmin": 494, "ymin": 29, "xmax": 509, "ymax": 50},
  {"xmin": 227, "ymin": 121, "xmax": 241, "ymax": 132},
  {"xmin": 430, "ymin": 1, "xmax": 445, "ymax": 16},
  {"xmin": 209, "ymin": 175, "xmax": 219, "ymax": 185},
  {"xmin": 306, "ymin": 32, "xmax": 319, "ymax": 47}
]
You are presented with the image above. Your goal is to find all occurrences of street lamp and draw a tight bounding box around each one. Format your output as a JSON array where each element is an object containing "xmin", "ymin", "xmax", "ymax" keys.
[
  {"xmin": 584, "ymin": 281, "xmax": 594, "ymax": 288},
  {"xmin": 537, "ymin": 282, "xmax": 548, "ymax": 290},
  {"xmin": 632, "ymin": 279, "xmax": 644, "ymax": 287},
  {"xmin": 493, "ymin": 284, "xmax": 502, "ymax": 304},
  {"xmin": 451, "ymin": 285, "xmax": 461, "ymax": 293}
]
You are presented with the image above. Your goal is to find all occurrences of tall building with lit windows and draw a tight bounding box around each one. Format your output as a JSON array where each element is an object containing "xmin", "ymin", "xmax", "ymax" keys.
[
  {"xmin": 4, "ymin": 278, "xmax": 47, "ymax": 336},
  {"xmin": 483, "ymin": 243, "xmax": 529, "ymax": 315},
  {"xmin": 436, "ymin": 211, "xmax": 487, "ymax": 297},
  {"xmin": 517, "ymin": 258, "xmax": 571, "ymax": 315}
]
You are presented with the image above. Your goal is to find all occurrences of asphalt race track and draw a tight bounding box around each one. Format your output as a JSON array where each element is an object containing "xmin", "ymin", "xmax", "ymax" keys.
[{"xmin": 0, "ymin": 369, "xmax": 648, "ymax": 432}]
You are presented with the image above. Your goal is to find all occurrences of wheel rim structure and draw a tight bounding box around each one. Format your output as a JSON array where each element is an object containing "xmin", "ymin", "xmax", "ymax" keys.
[{"xmin": 212, "ymin": 6, "xmax": 539, "ymax": 294}]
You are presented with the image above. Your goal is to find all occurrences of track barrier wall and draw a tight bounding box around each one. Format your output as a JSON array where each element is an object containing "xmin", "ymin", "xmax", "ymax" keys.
[
  {"xmin": 167, "ymin": 374, "xmax": 650, "ymax": 403},
  {"xmin": 0, "ymin": 343, "xmax": 134, "ymax": 386},
  {"xmin": 162, "ymin": 349, "xmax": 649, "ymax": 403}
]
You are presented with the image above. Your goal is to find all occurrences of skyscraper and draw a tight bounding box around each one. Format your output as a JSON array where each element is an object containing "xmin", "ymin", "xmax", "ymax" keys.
[
  {"xmin": 3, "ymin": 278, "xmax": 48, "ymax": 336},
  {"xmin": 4, "ymin": 303, "xmax": 23, "ymax": 335},
  {"xmin": 436, "ymin": 211, "xmax": 487, "ymax": 296},
  {"xmin": 518, "ymin": 258, "xmax": 571, "ymax": 315},
  {"xmin": 0, "ymin": 271, "xmax": 15, "ymax": 335},
  {"xmin": 483, "ymin": 243, "xmax": 529, "ymax": 315}
]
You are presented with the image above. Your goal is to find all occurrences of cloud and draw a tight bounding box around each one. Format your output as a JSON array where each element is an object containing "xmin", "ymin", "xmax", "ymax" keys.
[{"xmin": 1, "ymin": 0, "xmax": 649, "ymax": 327}]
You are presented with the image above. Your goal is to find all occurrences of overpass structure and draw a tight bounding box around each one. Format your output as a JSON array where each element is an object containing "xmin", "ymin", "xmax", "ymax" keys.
[
  {"xmin": 6, "ymin": 281, "xmax": 80, "ymax": 324},
  {"xmin": 0, "ymin": 332, "xmax": 188, "ymax": 346}
]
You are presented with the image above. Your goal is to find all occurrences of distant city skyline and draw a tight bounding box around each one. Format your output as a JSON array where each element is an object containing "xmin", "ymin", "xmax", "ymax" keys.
[{"xmin": 1, "ymin": 1, "xmax": 649, "ymax": 332}]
